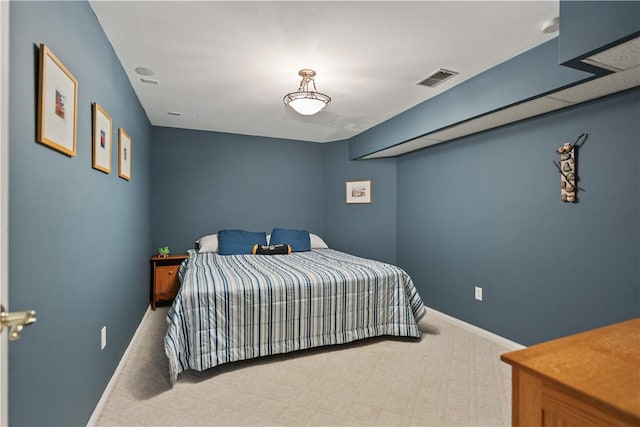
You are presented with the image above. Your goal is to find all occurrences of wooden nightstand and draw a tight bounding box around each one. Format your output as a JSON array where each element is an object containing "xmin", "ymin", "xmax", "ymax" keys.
[{"xmin": 150, "ymin": 254, "xmax": 188, "ymax": 310}]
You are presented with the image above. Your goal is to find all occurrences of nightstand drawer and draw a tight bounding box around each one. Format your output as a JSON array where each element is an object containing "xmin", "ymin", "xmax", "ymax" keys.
[
  {"xmin": 150, "ymin": 254, "xmax": 188, "ymax": 310},
  {"xmin": 155, "ymin": 265, "xmax": 180, "ymax": 298}
]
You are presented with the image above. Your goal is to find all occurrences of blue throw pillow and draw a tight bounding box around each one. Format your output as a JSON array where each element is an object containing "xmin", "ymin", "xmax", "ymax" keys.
[
  {"xmin": 218, "ymin": 229, "xmax": 268, "ymax": 255},
  {"xmin": 269, "ymin": 228, "xmax": 310, "ymax": 252}
]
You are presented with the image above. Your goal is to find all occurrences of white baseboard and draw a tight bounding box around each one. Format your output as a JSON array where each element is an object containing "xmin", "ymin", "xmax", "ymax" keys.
[
  {"xmin": 86, "ymin": 306, "xmax": 152, "ymax": 427},
  {"xmin": 426, "ymin": 306, "xmax": 525, "ymax": 351}
]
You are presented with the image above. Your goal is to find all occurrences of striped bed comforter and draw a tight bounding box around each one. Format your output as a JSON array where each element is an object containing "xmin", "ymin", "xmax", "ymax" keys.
[{"xmin": 165, "ymin": 248, "xmax": 426, "ymax": 384}]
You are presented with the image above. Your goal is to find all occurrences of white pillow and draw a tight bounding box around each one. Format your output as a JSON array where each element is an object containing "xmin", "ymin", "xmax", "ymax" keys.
[
  {"xmin": 310, "ymin": 233, "xmax": 329, "ymax": 249},
  {"xmin": 198, "ymin": 232, "xmax": 326, "ymax": 251},
  {"xmin": 197, "ymin": 234, "xmax": 219, "ymax": 253}
]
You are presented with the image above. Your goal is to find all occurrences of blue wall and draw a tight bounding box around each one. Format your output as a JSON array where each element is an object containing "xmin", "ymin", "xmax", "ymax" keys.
[
  {"xmin": 396, "ymin": 88, "xmax": 640, "ymax": 346},
  {"xmin": 9, "ymin": 2, "xmax": 152, "ymax": 425},
  {"xmin": 323, "ymin": 141, "xmax": 397, "ymax": 264},
  {"xmin": 150, "ymin": 127, "xmax": 325, "ymax": 253},
  {"xmin": 149, "ymin": 129, "xmax": 398, "ymax": 265}
]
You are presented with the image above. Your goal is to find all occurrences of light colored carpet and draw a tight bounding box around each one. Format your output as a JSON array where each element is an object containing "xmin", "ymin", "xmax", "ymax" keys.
[{"xmin": 96, "ymin": 308, "xmax": 512, "ymax": 426}]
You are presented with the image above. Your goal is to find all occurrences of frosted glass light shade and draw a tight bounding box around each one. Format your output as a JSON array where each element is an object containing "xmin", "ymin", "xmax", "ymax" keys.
[{"xmin": 283, "ymin": 91, "xmax": 331, "ymax": 115}]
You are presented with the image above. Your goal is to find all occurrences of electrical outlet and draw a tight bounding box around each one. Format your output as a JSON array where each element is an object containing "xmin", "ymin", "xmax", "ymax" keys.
[
  {"xmin": 475, "ymin": 286, "xmax": 483, "ymax": 301},
  {"xmin": 101, "ymin": 326, "xmax": 107, "ymax": 350}
]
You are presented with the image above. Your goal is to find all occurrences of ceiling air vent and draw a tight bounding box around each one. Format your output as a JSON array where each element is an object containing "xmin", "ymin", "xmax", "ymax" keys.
[{"xmin": 417, "ymin": 69, "xmax": 459, "ymax": 88}]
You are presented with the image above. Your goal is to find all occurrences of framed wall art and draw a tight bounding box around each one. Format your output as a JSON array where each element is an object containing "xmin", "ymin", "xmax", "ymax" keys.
[
  {"xmin": 92, "ymin": 103, "xmax": 112, "ymax": 173},
  {"xmin": 37, "ymin": 44, "xmax": 78, "ymax": 157},
  {"xmin": 346, "ymin": 180, "xmax": 372, "ymax": 204},
  {"xmin": 118, "ymin": 128, "xmax": 131, "ymax": 181}
]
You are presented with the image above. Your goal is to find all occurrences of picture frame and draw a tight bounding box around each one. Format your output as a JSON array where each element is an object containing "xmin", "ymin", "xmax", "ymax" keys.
[
  {"xmin": 118, "ymin": 128, "xmax": 131, "ymax": 181},
  {"xmin": 37, "ymin": 44, "xmax": 78, "ymax": 157},
  {"xmin": 346, "ymin": 180, "xmax": 372, "ymax": 204},
  {"xmin": 92, "ymin": 102, "xmax": 112, "ymax": 173}
]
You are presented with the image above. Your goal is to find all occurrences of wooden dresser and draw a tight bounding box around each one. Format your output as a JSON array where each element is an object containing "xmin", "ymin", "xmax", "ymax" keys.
[
  {"xmin": 150, "ymin": 254, "xmax": 188, "ymax": 310},
  {"xmin": 501, "ymin": 318, "xmax": 640, "ymax": 427}
]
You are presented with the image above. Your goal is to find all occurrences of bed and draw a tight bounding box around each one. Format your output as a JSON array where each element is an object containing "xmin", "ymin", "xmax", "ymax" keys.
[{"xmin": 165, "ymin": 247, "xmax": 426, "ymax": 385}]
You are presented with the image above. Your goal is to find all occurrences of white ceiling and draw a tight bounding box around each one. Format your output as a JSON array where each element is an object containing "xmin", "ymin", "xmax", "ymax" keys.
[{"xmin": 89, "ymin": 1, "xmax": 559, "ymax": 143}]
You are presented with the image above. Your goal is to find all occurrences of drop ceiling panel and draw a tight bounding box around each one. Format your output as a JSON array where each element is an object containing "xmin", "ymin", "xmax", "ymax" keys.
[
  {"xmin": 428, "ymin": 96, "xmax": 573, "ymax": 142},
  {"xmin": 362, "ymin": 137, "xmax": 443, "ymax": 159},
  {"xmin": 584, "ymin": 37, "xmax": 640, "ymax": 71},
  {"xmin": 552, "ymin": 66, "xmax": 640, "ymax": 104}
]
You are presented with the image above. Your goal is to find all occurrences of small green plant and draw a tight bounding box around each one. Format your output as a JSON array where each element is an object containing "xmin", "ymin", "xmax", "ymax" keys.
[{"xmin": 158, "ymin": 246, "xmax": 170, "ymax": 256}]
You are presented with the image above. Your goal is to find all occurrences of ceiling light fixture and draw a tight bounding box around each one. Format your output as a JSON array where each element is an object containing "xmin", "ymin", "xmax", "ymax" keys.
[{"xmin": 283, "ymin": 69, "xmax": 331, "ymax": 115}]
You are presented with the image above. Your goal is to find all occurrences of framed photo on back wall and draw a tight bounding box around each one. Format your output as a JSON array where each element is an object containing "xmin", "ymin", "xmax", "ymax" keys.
[{"xmin": 346, "ymin": 180, "xmax": 372, "ymax": 204}]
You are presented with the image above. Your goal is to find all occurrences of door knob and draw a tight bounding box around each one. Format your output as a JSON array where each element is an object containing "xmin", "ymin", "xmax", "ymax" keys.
[{"xmin": 0, "ymin": 305, "xmax": 36, "ymax": 341}]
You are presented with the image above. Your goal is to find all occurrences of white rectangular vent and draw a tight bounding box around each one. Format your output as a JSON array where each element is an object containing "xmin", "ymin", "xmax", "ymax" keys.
[{"xmin": 417, "ymin": 69, "xmax": 459, "ymax": 87}]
